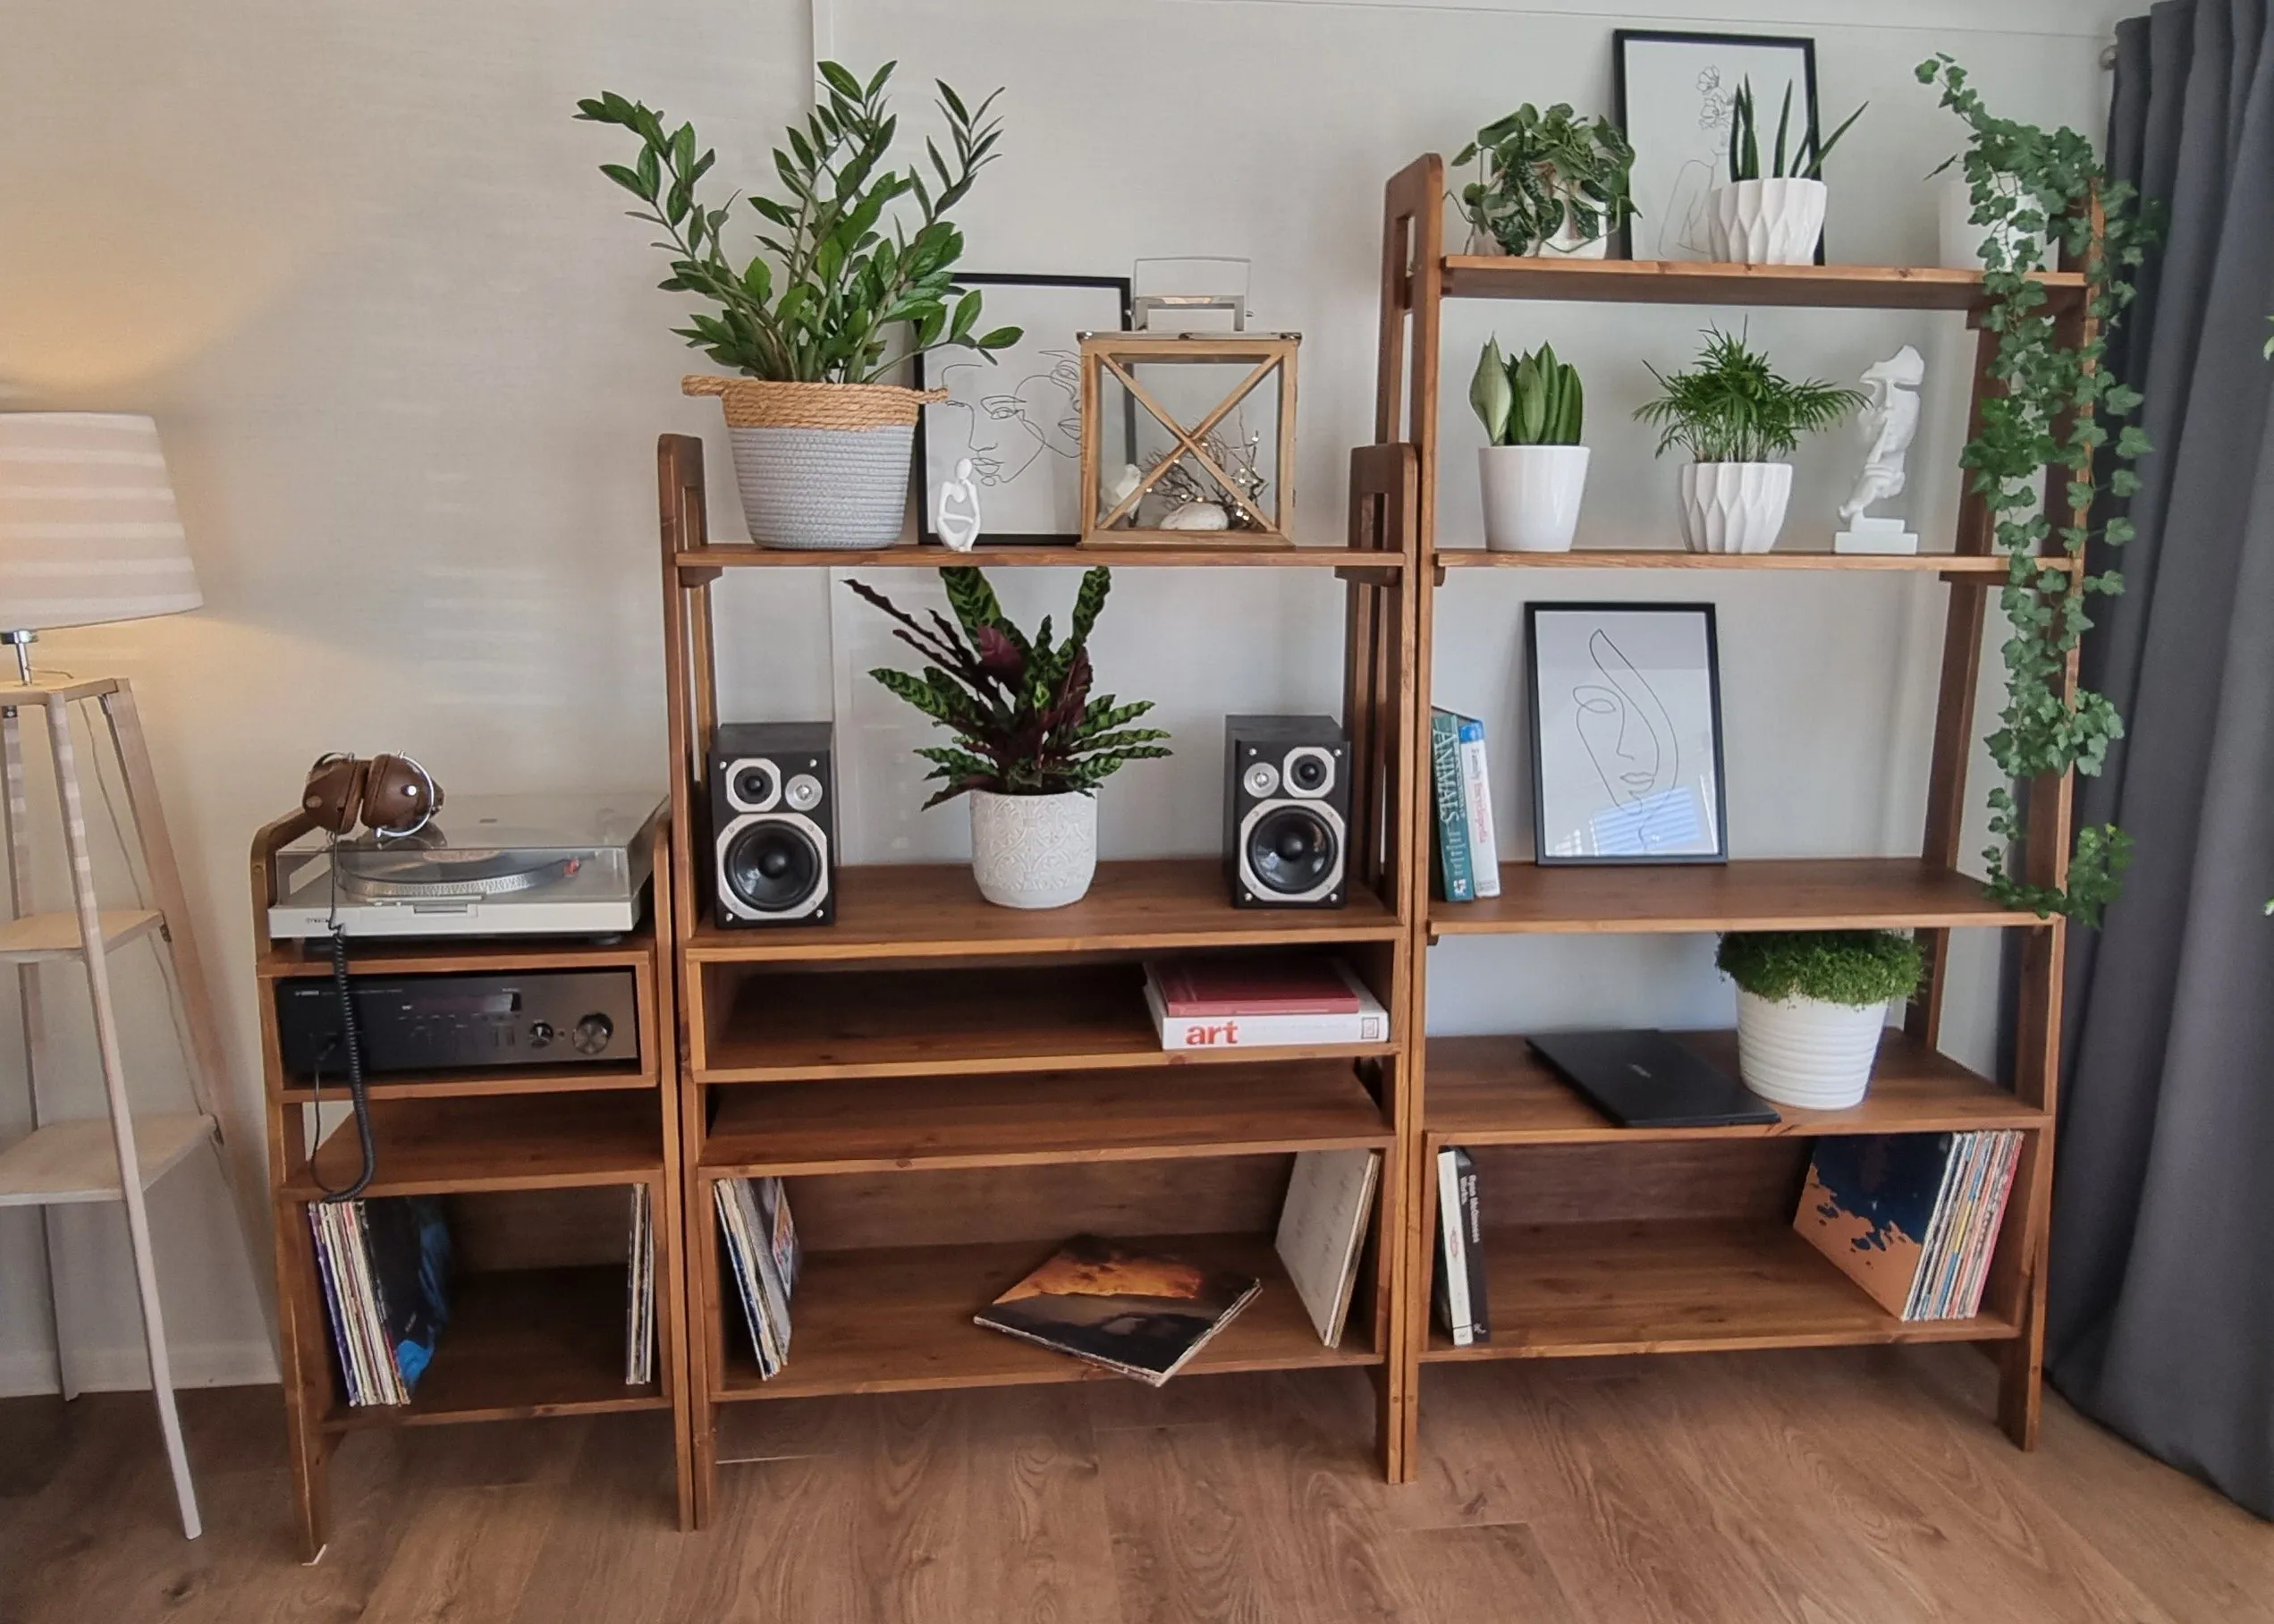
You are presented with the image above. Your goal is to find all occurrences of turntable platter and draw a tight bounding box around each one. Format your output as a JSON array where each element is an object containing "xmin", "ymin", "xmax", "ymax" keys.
[{"xmin": 334, "ymin": 842, "xmax": 579, "ymax": 901}]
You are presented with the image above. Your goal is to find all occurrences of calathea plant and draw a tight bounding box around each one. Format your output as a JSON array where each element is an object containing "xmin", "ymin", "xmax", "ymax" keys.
[
  {"xmin": 1920, "ymin": 55, "xmax": 2155, "ymax": 925},
  {"xmin": 577, "ymin": 62, "xmax": 1019, "ymax": 382},
  {"xmin": 846, "ymin": 568, "xmax": 1171, "ymax": 805},
  {"xmin": 1454, "ymin": 104, "xmax": 1636, "ymax": 255}
]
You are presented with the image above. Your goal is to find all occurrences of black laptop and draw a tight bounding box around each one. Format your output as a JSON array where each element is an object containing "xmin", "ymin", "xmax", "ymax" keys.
[{"xmin": 1526, "ymin": 1030, "xmax": 1780, "ymax": 1129}]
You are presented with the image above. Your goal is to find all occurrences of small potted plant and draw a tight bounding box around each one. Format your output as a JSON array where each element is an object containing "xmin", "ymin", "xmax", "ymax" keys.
[
  {"xmin": 579, "ymin": 64, "xmax": 1019, "ymax": 548},
  {"xmin": 846, "ymin": 567, "xmax": 1171, "ymax": 909},
  {"xmin": 1718, "ymin": 930, "xmax": 1923, "ymax": 1109},
  {"xmin": 1635, "ymin": 327, "xmax": 1864, "ymax": 554},
  {"xmin": 1708, "ymin": 79, "xmax": 1865, "ymax": 266},
  {"xmin": 1469, "ymin": 340, "xmax": 1588, "ymax": 552},
  {"xmin": 1454, "ymin": 104, "xmax": 1636, "ymax": 259}
]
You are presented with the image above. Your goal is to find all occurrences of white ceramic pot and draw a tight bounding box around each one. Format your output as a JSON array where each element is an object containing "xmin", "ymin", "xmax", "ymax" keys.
[
  {"xmin": 1530, "ymin": 210, "xmax": 1610, "ymax": 259},
  {"xmin": 1678, "ymin": 461, "xmax": 1793, "ymax": 554},
  {"xmin": 968, "ymin": 789, "xmax": 1097, "ymax": 909},
  {"xmin": 1479, "ymin": 444, "xmax": 1590, "ymax": 553},
  {"xmin": 1706, "ymin": 178, "xmax": 1827, "ymax": 266},
  {"xmin": 1735, "ymin": 989, "xmax": 1889, "ymax": 1110}
]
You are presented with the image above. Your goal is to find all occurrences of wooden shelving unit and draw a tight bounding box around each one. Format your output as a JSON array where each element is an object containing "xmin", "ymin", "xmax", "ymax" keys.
[
  {"xmin": 656, "ymin": 432, "xmax": 1421, "ymax": 1519},
  {"xmin": 1374, "ymin": 153, "xmax": 2086, "ymax": 1476},
  {"xmin": 252, "ymin": 814, "xmax": 691, "ymax": 1560}
]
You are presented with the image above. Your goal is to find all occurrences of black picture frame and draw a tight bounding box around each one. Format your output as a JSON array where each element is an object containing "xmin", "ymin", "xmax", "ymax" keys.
[
  {"xmin": 1525, "ymin": 602, "xmax": 1729, "ymax": 866},
  {"xmin": 913, "ymin": 273, "xmax": 1132, "ymax": 546},
  {"xmin": 1611, "ymin": 29, "xmax": 1826, "ymax": 266}
]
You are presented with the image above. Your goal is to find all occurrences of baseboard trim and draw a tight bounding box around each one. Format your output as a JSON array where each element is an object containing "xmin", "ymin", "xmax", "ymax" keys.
[{"xmin": 0, "ymin": 1340, "xmax": 279, "ymax": 1397}]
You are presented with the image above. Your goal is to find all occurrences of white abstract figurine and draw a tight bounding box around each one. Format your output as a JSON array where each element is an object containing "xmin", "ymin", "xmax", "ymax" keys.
[
  {"xmin": 1835, "ymin": 345, "xmax": 1924, "ymax": 555},
  {"xmin": 1103, "ymin": 461, "xmax": 1145, "ymax": 517},
  {"xmin": 935, "ymin": 458, "xmax": 983, "ymax": 552}
]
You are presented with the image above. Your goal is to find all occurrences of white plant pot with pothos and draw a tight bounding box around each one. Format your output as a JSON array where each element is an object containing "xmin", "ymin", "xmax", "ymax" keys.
[
  {"xmin": 1678, "ymin": 461, "xmax": 1792, "ymax": 554},
  {"xmin": 1734, "ymin": 990, "xmax": 1889, "ymax": 1110},
  {"xmin": 1706, "ymin": 178, "xmax": 1828, "ymax": 266},
  {"xmin": 968, "ymin": 789, "xmax": 1098, "ymax": 909},
  {"xmin": 1479, "ymin": 445, "xmax": 1591, "ymax": 552}
]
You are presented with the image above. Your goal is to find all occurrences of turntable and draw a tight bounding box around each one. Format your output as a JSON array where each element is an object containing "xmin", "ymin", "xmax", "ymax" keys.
[{"xmin": 268, "ymin": 793, "xmax": 664, "ymax": 940}]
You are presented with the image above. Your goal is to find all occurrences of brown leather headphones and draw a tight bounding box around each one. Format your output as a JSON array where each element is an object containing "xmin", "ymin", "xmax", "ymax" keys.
[{"xmin": 302, "ymin": 753, "xmax": 444, "ymax": 838}]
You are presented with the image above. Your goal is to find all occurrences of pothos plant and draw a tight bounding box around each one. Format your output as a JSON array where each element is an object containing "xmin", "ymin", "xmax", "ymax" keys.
[
  {"xmin": 1919, "ymin": 55, "xmax": 2156, "ymax": 926},
  {"xmin": 577, "ymin": 61, "xmax": 1019, "ymax": 382},
  {"xmin": 846, "ymin": 568, "xmax": 1171, "ymax": 806},
  {"xmin": 1453, "ymin": 104, "xmax": 1636, "ymax": 255}
]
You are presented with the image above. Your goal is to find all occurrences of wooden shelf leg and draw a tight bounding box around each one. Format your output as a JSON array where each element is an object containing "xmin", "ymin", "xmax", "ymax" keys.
[{"xmin": 276, "ymin": 1197, "xmax": 334, "ymax": 1559}]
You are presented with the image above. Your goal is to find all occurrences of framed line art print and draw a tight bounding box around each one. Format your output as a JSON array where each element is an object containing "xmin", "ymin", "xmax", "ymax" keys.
[
  {"xmin": 914, "ymin": 274, "xmax": 1132, "ymax": 545},
  {"xmin": 1612, "ymin": 30, "xmax": 1823, "ymax": 264},
  {"xmin": 1525, "ymin": 603, "xmax": 1728, "ymax": 864}
]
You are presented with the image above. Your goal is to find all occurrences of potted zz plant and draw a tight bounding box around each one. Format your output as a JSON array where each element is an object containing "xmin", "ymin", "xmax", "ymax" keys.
[
  {"xmin": 1469, "ymin": 340, "xmax": 1587, "ymax": 552},
  {"xmin": 1454, "ymin": 104, "xmax": 1636, "ymax": 259},
  {"xmin": 1636, "ymin": 327, "xmax": 1863, "ymax": 554},
  {"xmin": 1708, "ymin": 79, "xmax": 1865, "ymax": 266},
  {"xmin": 579, "ymin": 63, "xmax": 1019, "ymax": 549},
  {"xmin": 1718, "ymin": 930, "xmax": 1923, "ymax": 1110},
  {"xmin": 847, "ymin": 566, "xmax": 1171, "ymax": 909}
]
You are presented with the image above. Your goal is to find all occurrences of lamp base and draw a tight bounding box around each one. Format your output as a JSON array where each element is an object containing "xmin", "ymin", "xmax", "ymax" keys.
[{"xmin": 1, "ymin": 630, "xmax": 36, "ymax": 686}]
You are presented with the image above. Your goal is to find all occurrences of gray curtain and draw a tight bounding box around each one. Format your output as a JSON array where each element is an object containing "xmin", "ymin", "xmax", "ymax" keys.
[{"xmin": 2048, "ymin": 0, "xmax": 2274, "ymax": 1518}]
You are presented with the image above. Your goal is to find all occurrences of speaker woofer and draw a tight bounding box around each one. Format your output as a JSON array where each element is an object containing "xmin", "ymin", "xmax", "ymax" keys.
[
  {"xmin": 1243, "ymin": 803, "xmax": 1341, "ymax": 899},
  {"xmin": 720, "ymin": 815, "xmax": 826, "ymax": 917}
]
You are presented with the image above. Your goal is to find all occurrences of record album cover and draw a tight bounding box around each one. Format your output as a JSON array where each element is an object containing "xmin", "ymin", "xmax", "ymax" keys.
[{"xmin": 974, "ymin": 1235, "xmax": 1259, "ymax": 1386}]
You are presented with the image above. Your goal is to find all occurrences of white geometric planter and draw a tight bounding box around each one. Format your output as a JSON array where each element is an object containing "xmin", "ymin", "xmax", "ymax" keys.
[
  {"xmin": 968, "ymin": 789, "xmax": 1097, "ymax": 910},
  {"xmin": 1706, "ymin": 178, "xmax": 1828, "ymax": 266},
  {"xmin": 1735, "ymin": 989, "xmax": 1889, "ymax": 1110},
  {"xmin": 1480, "ymin": 444, "xmax": 1590, "ymax": 553},
  {"xmin": 1678, "ymin": 461, "xmax": 1792, "ymax": 554}
]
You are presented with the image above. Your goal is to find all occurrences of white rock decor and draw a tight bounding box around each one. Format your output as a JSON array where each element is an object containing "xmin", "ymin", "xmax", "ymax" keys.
[
  {"xmin": 1678, "ymin": 461, "xmax": 1793, "ymax": 554},
  {"xmin": 968, "ymin": 789, "xmax": 1097, "ymax": 909}
]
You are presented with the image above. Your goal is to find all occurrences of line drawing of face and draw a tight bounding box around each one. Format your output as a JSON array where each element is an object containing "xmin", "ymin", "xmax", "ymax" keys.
[
  {"xmin": 937, "ymin": 349, "xmax": 1081, "ymax": 490},
  {"xmin": 1573, "ymin": 629, "xmax": 1679, "ymax": 810}
]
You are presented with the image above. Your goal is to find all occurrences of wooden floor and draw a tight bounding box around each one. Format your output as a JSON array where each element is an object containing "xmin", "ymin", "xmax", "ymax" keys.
[{"xmin": 3, "ymin": 1347, "xmax": 2267, "ymax": 1622}]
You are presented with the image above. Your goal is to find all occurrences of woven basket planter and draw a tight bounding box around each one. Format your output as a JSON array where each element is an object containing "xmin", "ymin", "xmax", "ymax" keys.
[{"xmin": 684, "ymin": 376, "xmax": 946, "ymax": 550}]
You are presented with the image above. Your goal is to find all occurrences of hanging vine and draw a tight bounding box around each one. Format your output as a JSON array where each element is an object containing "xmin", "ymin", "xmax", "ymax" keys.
[{"xmin": 1919, "ymin": 56, "xmax": 2156, "ymax": 926}]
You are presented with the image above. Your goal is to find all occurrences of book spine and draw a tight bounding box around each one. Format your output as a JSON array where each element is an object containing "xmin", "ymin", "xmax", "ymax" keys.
[
  {"xmin": 1456, "ymin": 718, "xmax": 1501, "ymax": 899},
  {"xmin": 1435, "ymin": 1147, "xmax": 1474, "ymax": 1347},
  {"xmin": 1148, "ymin": 973, "xmax": 1389, "ymax": 1049},
  {"xmin": 1430, "ymin": 711, "xmax": 1474, "ymax": 903},
  {"xmin": 1454, "ymin": 1147, "xmax": 1490, "ymax": 1342}
]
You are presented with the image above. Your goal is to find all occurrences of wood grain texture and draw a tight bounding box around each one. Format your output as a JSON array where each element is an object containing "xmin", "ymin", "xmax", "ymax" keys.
[
  {"xmin": 1433, "ymin": 546, "xmax": 2065, "ymax": 572},
  {"xmin": 1432, "ymin": 858, "xmax": 2049, "ymax": 935},
  {"xmin": 289, "ymin": 1090, "xmax": 664, "ymax": 1197},
  {"xmin": 677, "ymin": 544, "xmax": 1407, "ymax": 571},
  {"xmin": 1438, "ymin": 253, "xmax": 2088, "ymax": 309}
]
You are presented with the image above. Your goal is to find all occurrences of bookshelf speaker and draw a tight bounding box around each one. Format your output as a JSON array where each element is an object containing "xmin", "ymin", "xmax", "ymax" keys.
[
  {"xmin": 1223, "ymin": 715, "xmax": 1348, "ymax": 909},
  {"xmin": 709, "ymin": 722, "xmax": 835, "ymax": 926}
]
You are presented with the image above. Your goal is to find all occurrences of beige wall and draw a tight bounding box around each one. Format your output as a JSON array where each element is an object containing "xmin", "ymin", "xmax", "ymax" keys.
[{"xmin": 0, "ymin": 0, "xmax": 2122, "ymax": 1390}]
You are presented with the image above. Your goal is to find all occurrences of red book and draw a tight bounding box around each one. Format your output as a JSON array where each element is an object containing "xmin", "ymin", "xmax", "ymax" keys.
[{"xmin": 1148, "ymin": 957, "xmax": 1362, "ymax": 1017}]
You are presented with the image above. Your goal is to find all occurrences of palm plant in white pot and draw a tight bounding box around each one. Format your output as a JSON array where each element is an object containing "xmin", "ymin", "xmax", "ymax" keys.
[
  {"xmin": 847, "ymin": 567, "xmax": 1171, "ymax": 909},
  {"xmin": 1470, "ymin": 340, "xmax": 1589, "ymax": 552},
  {"xmin": 1636, "ymin": 328, "xmax": 1863, "ymax": 554},
  {"xmin": 579, "ymin": 63, "xmax": 1019, "ymax": 548},
  {"xmin": 1708, "ymin": 79, "xmax": 1865, "ymax": 266},
  {"xmin": 1719, "ymin": 930, "xmax": 1923, "ymax": 1110}
]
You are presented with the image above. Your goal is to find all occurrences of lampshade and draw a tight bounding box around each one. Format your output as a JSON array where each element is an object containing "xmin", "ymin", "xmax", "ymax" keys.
[{"xmin": 0, "ymin": 413, "xmax": 201, "ymax": 632}]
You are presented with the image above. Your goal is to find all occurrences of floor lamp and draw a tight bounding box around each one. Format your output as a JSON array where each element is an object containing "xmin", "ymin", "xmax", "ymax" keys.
[{"xmin": 0, "ymin": 412, "xmax": 253, "ymax": 1539}]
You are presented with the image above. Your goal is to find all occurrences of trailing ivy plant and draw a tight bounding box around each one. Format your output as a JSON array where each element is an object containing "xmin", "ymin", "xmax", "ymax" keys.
[
  {"xmin": 845, "ymin": 568, "xmax": 1171, "ymax": 806},
  {"xmin": 1918, "ymin": 55, "xmax": 2155, "ymax": 925}
]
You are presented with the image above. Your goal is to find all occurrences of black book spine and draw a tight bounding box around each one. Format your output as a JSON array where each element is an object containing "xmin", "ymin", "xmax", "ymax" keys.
[{"xmin": 1455, "ymin": 1148, "xmax": 1490, "ymax": 1342}]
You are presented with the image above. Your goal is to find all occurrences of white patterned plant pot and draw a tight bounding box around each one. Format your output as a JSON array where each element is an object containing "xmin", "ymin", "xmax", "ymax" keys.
[
  {"xmin": 1705, "ymin": 178, "xmax": 1828, "ymax": 266},
  {"xmin": 1735, "ymin": 989, "xmax": 1889, "ymax": 1110},
  {"xmin": 724, "ymin": 424, "xmax": 914, "ymax": 550},
  {"xmin": 1479, "ymin": 444, "xmax": 1590, "ymax": 552},
  {"xmin": 968, "ymin": 789, "xmax": 1098, "ymax": 910},
  {"xmin": 1678, "ymin": 461, "xmax": 1792, "ymax": 554}
]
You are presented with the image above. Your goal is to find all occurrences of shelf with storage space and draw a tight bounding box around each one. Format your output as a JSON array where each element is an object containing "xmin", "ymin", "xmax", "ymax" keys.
[
  {"xmin": 657, "ymin": 432, "xmax": 1421, "ymax": 1519},
  {"xmin": 250, "ymin": 812, "xmax": 690, "ymax": 1560},
  {"xmin": 1374, "ymin": 151, "xmax": 2085, "ymax": 1477}
]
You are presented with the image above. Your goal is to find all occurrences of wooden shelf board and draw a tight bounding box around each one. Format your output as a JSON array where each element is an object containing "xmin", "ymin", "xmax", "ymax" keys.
[
  {"xmin": 279, "ymin": 1064, "xmax": 655, "ymax": 1104},
  {"xmin": 0, "ymin": 1114, "xmax": 215, "ymax": 1207},
  {"xmin": 676, "ymin": 544, "xmax": 1406, "ymax": 572},
  {"xmin": 1430, "ymin": 859, "xmax": 2048, "ymax": 935},
  {"xmin": 714, "ymin": 1231, "xmax": 1375, "ymax": 1401},
  {"xmin": 1425, "ymin": 1029, "xmax": 2047, "ymax": 1146},
  {"xmin": 258, "ymin": 932, "xmax": 654, "ymax": 981},
  {"xmin": 685, "ymin": 858, "xmax": 1404, "ymax": 966},
  {"xmin": 1423, "ymin": 1220, "xmax": 2019, "ymax": 1362},
  {"xmin": 0, "ymin": 909, "xmax": 164, "ymax": 964},
  {"xmin": 321, "ymin": 1265, "xmax": 665, "ymax": 1431},
  {"xmin": 701, "ymin": 1063, "xmax": 1391, "ymax": 1175},
  {"xmin": 285, "ymin": 1092, "xmax": 662, "ymax": 1198},
  {"xmin": 1433, "ymin": 547, "xmax": 2070, "ymax": 574},
  {"xmin": 1438, "ymin": 254, "xmax": 2085, "ymax": 310},
  {"xmin": 696, "ymin": 960, "xmax": 1392, "ymax": 1083}
]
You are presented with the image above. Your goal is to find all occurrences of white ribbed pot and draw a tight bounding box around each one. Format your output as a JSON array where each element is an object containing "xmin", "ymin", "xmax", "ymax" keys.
[
  {"xmin": 968, "ymin": 790, "xmax": 1097, "ymax": 909},
  {"xmin": 1735, "ymin": 989, "xmax": 1889, "ymax": 1110},
  {"xmin": 683, "ymin": 376, "xmax": 945, "ymax": 549},
  {"xmin": 1480, "ymin": 444, "xmax": 1590, "ymax": 552},
  {"xmin": 1678, "ymin": 461, "xmax": 1792, "ymax": 554},
  {"xmin": 1706, "ymin": 178, "xmax": 1827, "ymax": 266}
]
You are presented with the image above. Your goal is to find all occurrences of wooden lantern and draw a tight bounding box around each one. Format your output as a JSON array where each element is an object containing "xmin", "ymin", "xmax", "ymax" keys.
[{"xmin": 1078, "ymin": 331, "xmax": 1299, "ymax": 546}]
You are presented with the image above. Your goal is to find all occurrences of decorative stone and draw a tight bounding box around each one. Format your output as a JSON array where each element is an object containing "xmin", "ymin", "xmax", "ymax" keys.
[{"xmin": 1159, "ymin": 502, "xmax": 1230, "ymax": 531}]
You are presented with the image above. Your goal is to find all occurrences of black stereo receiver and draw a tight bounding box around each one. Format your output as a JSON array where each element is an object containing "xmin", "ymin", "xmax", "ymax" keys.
[{"xmin": 274, "ymin": 969, "xmax": 639, "ymax": 1078}]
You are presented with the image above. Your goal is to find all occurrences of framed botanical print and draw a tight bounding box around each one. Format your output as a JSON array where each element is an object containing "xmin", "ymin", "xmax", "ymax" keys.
[
  {"xmin": 1526, "ymin": 603, "xmax": 1729, "ymax": 864},
  {"xmin": 914, "ymin": 274, "xmax": 1132, "ymax": 545}
]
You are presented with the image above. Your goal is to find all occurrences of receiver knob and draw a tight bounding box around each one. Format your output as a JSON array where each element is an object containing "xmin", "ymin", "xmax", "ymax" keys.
[{"xmin": 571, "ymin": 1012, "xmax": 613, "ymax": 1055}]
